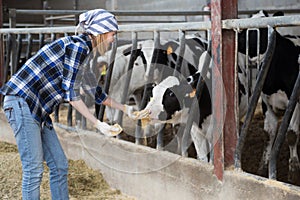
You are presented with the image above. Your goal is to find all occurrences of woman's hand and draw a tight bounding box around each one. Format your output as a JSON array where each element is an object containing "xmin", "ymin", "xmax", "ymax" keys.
[{"xmin": 94, "ymin": 120, "xmax": 122, "ymax": 136}]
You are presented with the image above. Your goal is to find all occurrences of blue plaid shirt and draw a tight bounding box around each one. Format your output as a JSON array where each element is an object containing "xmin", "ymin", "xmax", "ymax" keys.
[{"xmin": 1, "ymin": 34, "xmax": 107, "ymax": 126}]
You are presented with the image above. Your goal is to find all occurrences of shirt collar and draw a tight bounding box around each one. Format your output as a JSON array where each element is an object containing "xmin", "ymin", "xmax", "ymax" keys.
[{"xmin": 78, "ymin": 33, "xmax": 93, "ymax": 52}]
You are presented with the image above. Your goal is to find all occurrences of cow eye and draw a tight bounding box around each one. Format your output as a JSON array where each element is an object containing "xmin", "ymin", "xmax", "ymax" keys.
[
  {"xmin": 169, "ymin": 92, "xmax": 175, "ymax": 97},
  {"xmin": 187, "ymin": 77, "xmax": 193, "ymax": 84}
]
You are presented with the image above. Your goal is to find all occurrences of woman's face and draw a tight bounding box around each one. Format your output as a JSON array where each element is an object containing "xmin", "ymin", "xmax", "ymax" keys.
[
  {"xmin": 105, "ymin": 31, "xmax": 116, "ymax": 44},
  {"xmin": 91, "ymin": 31, "xmax": 116, "ymax": 56}
]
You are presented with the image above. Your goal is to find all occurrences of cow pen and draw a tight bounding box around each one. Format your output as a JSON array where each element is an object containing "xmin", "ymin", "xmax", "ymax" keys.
[{"xmin": 1, "ymin": 8, "xmax": 300, "ymax": 200}]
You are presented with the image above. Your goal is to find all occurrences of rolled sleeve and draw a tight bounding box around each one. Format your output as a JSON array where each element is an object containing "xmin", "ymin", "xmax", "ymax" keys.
[{"xmin": 96, "ymin": 91, "xmax": 108, "ymax": 104}]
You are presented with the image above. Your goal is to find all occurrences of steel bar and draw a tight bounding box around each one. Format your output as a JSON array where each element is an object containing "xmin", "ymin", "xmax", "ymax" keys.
[
  {"xmin": 98, "ymin": 34, "xmax": 118, "ymax": 121},
  {"xmin": 11, "ymin": 9, "xmax": 300, "ymax": 16},
  {"xmin": 15, "ymin": 34, "xmax": 22, "ymax": 72},
  {"xmin": 173, "ymin": 30, "xmax": 185, "ymax": 77},
  {"xmin": 211, "ymin": 0, "xmax": 224, "ymax": 181},
  {"xmin": 222, "ymin": 0, "xmax": 238, "ymax": 167},
  {"xmin": 116, "ymin": 32, "xmax": 138, "ymax": 126},
  {"xmin": 269, "ymin": 71, "xmax": 300, "ymax": 180},
  {"xmin": 223, "ymin": 15, "xmax": 300, "ymax": 29},
  {"xmin": 235, "ymin": 27, "xmax": 276, "ymax": 169},
  {"xmin": 25, "ymin": 34, "xmax": 33, "ymax": 60}
]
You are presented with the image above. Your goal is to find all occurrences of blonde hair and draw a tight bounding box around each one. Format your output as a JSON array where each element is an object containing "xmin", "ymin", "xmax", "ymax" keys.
[{"xmin": 91, "ymin": 33, "xmax": 109, "ymax": 56}]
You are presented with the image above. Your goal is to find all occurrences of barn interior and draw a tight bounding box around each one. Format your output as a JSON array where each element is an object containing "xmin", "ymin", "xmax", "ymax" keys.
[{"xmin": 1, "ymin": 1, "xmax": 300, "ymax": 199}]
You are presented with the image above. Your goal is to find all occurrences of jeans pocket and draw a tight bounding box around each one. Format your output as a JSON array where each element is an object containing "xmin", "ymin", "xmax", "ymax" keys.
[{"xmin": 4, "ymin": 106, "xmax": 20, "ymax": 136}]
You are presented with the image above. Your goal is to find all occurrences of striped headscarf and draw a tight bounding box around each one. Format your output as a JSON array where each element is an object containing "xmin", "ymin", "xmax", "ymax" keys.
[{"xmin": 77, "ymin": 9, "xmax": 118, "ymax": 36}]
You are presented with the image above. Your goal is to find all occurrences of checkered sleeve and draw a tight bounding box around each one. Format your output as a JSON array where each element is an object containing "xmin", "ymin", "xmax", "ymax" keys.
[
  {"xmin": 63, "ymin": 42, "xmax": 88, "ymax": 101},
  {"xmin": 82, "ymin": 68, "xmax": 108, "ymax": 104}
]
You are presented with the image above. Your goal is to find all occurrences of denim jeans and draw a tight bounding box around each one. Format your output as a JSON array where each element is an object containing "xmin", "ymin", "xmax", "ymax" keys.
[{"xmin": 3, "ymin": 95, "xmax": 69, "ymax": 200}]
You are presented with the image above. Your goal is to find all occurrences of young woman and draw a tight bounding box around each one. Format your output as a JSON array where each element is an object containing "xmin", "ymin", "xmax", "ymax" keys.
[{"xmin": 1, "ymin": 9, "xmax": 148, "ymax": 199}]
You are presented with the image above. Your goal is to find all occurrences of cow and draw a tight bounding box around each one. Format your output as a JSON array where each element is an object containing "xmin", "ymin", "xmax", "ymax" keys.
[
  {"xmin": 237, "ymin": 10, "xmax": 300, "ymax": 182},
  {"xmin": 143, "ymin": 50, "xmax": 249, "ymax": 162},
  {"xmin": 141, "ymin": 34, "xmax": 209, "ymax": 145}
]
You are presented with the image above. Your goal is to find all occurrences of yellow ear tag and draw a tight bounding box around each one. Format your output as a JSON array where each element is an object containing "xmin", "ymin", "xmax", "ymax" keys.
[
  {"xmin": 167, "ymin": 46, "xmax": 173, "ymax": 55},
  {"xmin": 189, "ymin": 89, "xmax": 196, "ymax": 98},
  {"xmin": 101, "ymin": 64, "xmax": 107, "ymax": 76}
]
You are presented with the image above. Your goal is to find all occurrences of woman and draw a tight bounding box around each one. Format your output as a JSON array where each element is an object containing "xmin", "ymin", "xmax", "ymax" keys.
[{"xmin": 1, "ymin": 9, "xmax": 148, "ymax": 199}]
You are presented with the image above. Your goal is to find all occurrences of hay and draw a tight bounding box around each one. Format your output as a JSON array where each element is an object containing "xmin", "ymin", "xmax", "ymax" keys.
[{"xmin": 0, "ymin": 141, "xmax": 135, "ymax": 200}]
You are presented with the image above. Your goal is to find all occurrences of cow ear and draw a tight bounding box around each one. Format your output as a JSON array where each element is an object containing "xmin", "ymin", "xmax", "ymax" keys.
[
  {"xmin": 123, "ymin": 46, "xmax": 132, "ymax": 56},
  {"xmin": 188, "ymin": 63, "xmax": 197, "ymax": 75},
  {"xmin": 101, "ymin": 64, "xmax": 107, "ymax": 76},
  {"xmin": 273, "ymin": 11, "xmax": 284, "ymax": 17},
  {"xmin": 261, "ymin": 10, "xmax": 269, "ymax": 17}
]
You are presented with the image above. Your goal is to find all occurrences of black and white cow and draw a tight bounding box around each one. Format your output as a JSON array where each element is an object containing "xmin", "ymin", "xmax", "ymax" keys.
[
  {"xmin": 237, "ymin": 10, "xmax": 300, "ymax": 180},
  {"xmin": 144, "ymin": 51, "xmax": 249, "ymax": 162},
  {"xmin": 140, "ymin": 35, "xmax": 209, "ymax": 148}
]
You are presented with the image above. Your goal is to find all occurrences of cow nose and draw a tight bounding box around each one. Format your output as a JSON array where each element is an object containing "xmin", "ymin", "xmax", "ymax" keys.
[{"xmin": 158, "ymin": 111, "xmax": 168, "ymax": 121}]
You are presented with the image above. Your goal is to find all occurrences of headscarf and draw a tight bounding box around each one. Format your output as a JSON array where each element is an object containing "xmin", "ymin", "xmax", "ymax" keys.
[{"xmin": 77, "ymin": 9, "xmax": 118, "ymax": 36}]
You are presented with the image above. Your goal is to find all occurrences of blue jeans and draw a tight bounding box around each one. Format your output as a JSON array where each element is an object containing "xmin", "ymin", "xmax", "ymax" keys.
[{"xmin": 3, "ymin": 95, "xmax": 69, "ymax": 200}]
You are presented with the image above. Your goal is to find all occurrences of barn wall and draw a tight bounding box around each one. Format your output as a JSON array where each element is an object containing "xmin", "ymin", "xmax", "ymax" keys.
[
  {"xmin": 107, "ymin": 0, "xmax": 300, "ymax": 12},
  {"xmin": 2, "ymin": 0, "xmax": 300, "ymax": 27},
  {"xmin": 106, "ymin": 0, "xmax": 207, "ymax": 11},
  {"xmin": 46, "ymin": 0, "xmax": 106, "ymax": 10},
  {"xmin": 239, "ymin": 0, "xmax": 300, "ymax": 10},
  {"xmin": 107, "ymin": 0, "xmax": 208, "ymax": 24},
  {"xmin": 3, "ymin": 0, "xmax": 44, "ymax": 24}
]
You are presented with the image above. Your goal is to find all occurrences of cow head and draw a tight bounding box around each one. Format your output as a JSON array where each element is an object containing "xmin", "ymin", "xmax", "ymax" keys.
[
  {"xmin": 237, "ymin": 10, "xmax": 284, "ymax": 59},
  {"xmin": 143, "ymin": 40, "xmax": 178, "ymax": 82},
  {"xmin": 145, "ymin": 76, "xmax": 194, "ymax": 124},
  {"xmin": 144, "ymin": 36, "xmax": 208, "ymax": 83}
]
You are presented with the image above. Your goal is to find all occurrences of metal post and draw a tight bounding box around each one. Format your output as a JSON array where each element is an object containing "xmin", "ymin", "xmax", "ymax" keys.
[
  {"xmin": 269, "ymin": 71, "xmax": 300, "ymax": 180},
  {"xmin": 9, "ymin": 9, "xmax": 16, "ymax": 28},
  {"xmin": 235, "ymin": 27, "xmax": 276, "ymax": 169},
  {"xmin": 16, "ymin": 34, "xmax": 22, "ymax": 71},
  {"xmin": 211, "ymin": 0, "xmax": 224, "ymax": 181},
  {"xmin": 221, "ymin": 0, "xmax": 238, "ymax": 168},
  {"xmin": 25, "ymin": 33, "xmax": 33, "ymax": 60},
  {"xmin": 98, "ymin": 34, "xmax": 118, "ymax": 121},
  {"xmin": 211, "ymin": 0, "xmax": 238, "ymax": 181},
  {"xmin": 9, "ymin": 9, "xmax": 17, "ymax": 77},
  {"xmin": 116, "ymin": 32, "xmax": 138, "ymax": 126},
  {"xmin": 173, "ymin": 30, "xmax": 185, "ymax": 77},
  {"xmin": 4, "ymin": 34, "xmax": 11, "ymax": 81},
  {"xmin": 39, "ymin": 33, "xmax": 45, "ymax": 49}
]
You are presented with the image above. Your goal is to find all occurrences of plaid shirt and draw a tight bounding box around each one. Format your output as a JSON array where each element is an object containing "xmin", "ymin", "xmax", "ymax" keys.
[{"xmin": 1, "ymin": 34, "xmax": 107, "ymax": 126}]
